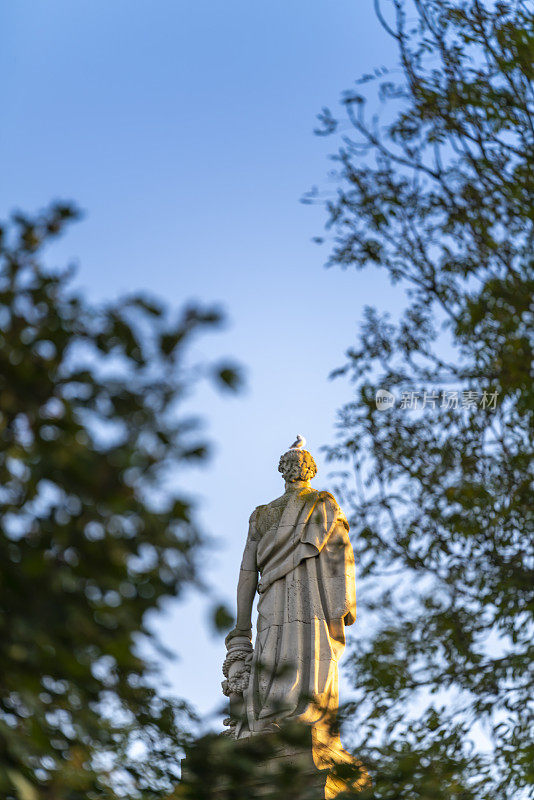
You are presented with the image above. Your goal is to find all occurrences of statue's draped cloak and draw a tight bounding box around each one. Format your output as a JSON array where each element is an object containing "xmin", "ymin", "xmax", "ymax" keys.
[{"xmin": 238, "ymin": 486, "xmax": 356, "ymax": 754}]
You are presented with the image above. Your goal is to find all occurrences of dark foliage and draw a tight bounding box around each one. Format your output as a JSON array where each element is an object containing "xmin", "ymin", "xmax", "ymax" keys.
[
  {"xmin": 0, "ymin": 204, "xmax": 241, "ymax": 799},
  {"xmin": 307, "ymin": 1, "xmax": 533, "ymax": 797}
]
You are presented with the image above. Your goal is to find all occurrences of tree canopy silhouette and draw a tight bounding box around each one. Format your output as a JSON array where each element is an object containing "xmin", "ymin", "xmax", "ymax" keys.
[
  {"xmin": 0, "ymin": 204, "xmax": 241, "ymax": 800},
  {"xmin": 306, "ymin": 1, "xmax": 532, "ymax": 798}
]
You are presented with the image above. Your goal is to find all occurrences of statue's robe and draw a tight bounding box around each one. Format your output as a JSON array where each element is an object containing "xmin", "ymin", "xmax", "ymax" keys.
[{"xmin": 238, "ymin": 485, "xmax": 357, "ymax": 765}]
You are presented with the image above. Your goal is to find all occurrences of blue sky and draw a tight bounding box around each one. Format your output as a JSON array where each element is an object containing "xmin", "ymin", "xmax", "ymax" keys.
[{"xmin": 1, "ymin": 1, "xmax": 401, "ymax": 730}]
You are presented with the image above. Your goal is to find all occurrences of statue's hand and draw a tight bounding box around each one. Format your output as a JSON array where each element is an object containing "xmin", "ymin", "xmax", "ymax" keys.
[
  {"xmin": 225, "ymin": 626, "xmax": 252, "ymax": 648},
  {"xmin": 222, "ymin": 632, "xmax": 253, "ymax": 701}
]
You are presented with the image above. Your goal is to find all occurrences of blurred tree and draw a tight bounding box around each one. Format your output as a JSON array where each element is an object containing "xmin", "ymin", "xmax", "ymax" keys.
[
  {"xmin": 0, "ymin": 204, "xmax": 241, "ymax": 800},
  {"xmin": 306, "ymin": 0, "xmax": 533, "ymax": 798}
]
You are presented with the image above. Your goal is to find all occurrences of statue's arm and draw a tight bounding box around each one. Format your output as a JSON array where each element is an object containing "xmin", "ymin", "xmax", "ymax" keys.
[
  {"xmin": 234, "ymin": 561, "xmax": 258, "ymax": 636},
  {"xmin": 226, "ymin": 512, "xmax": 259, "ymax": 644}
]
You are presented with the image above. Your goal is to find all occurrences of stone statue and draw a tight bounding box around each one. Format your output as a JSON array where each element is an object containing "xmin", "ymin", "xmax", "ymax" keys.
[{"xmin": 222, "ymin": 445, "xmax": 368, "ymax": 793}]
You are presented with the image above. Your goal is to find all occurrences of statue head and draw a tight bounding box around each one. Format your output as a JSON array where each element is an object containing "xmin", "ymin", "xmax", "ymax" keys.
[{"xmin": 278, "ymin": 449, "xmax": 317, "ymax": 484}]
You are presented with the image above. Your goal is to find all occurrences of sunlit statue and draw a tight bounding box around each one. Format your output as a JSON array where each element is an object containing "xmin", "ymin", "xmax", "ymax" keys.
[{"xmin": 222, "ymin": 442, "xmax": 369, "ymax": 793}]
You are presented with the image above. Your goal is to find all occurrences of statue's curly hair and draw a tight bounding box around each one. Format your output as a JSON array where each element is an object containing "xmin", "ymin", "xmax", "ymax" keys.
[{"xmin": 278, "ymin": 449, "xmax": 317, "ymax": 483}]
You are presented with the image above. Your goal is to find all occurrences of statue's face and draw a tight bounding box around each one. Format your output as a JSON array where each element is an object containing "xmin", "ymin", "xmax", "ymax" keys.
[
  {"xmin": 281, "ymin": 461, "xmax": 308, "ymax": 482},
  {"xmin": 285, "ymin": 467, "xmax": 306, "ymax": 482}
]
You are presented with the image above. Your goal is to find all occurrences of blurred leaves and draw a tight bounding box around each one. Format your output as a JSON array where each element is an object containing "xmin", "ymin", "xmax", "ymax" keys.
[
  {"xmin": 0, "ymin": 203, "xmax": 240, "ymax": 799},
  {"xmin": 177, "ymin": 722, "xmax": 356, "ymax": 800},
  {"xmin": 212, "ymin": 364, "xmax": 244, "ymax": 393},
  {"xmin": 313, "ymin": 0, "xmax": 534, "ymax": 798},
  {"xmin": 210, "ymin": 603, "xmax": 235, "ymax": 634}
]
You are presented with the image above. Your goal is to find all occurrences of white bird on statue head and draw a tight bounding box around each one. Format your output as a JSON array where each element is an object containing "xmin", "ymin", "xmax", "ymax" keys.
[{"xmin": 288, "ymin": 434, "xmax": 306, "ymax": 450}]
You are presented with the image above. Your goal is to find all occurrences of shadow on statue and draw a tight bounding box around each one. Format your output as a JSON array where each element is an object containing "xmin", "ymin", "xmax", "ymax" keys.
[{"xmin": 179, "ymin": 714, "xmax": 370, "ymax": 799}]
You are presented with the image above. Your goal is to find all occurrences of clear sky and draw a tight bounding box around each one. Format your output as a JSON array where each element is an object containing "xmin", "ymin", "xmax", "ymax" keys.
[{"xmin": 1, "ymin": 1, "xmax": 401, "ymax": 731}]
